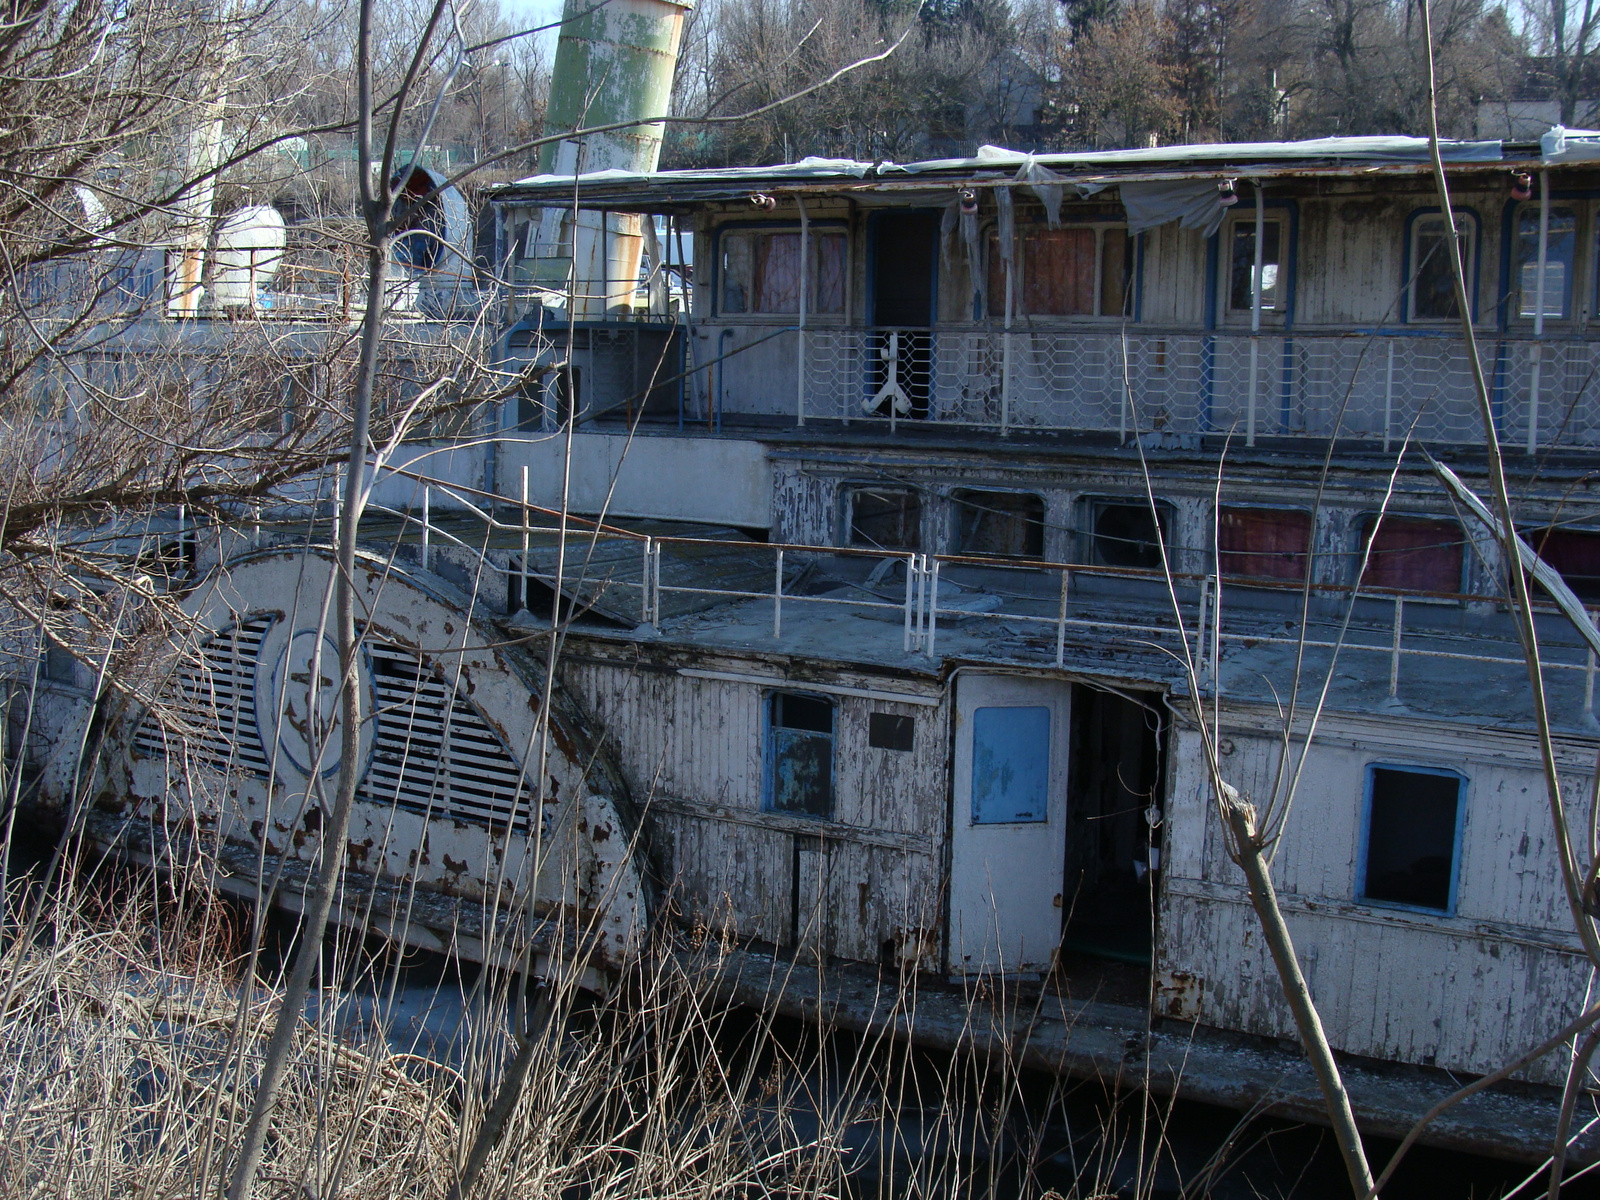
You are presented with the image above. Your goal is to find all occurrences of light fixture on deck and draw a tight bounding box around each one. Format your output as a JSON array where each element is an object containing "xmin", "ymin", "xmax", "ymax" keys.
[
  {"xmin": 1218, "ymin": 178, "xmax": 1238, "ymax": 206},
  {"xmin": 749, "ymin": 193, "xmax": 777, "ymax": 210},
  {"xmin": 1511, "ymin": 172, "xmax": 1533, "ymax": 202},
  {"xmin": 959, "ymin": 188, "xmax": 978, "ymax": 215}
]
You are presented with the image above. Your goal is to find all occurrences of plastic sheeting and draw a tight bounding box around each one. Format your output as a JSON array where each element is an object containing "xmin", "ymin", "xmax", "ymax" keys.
[
  {"xmin": 1119, "ymin": 178, "xmax": 1233, "ymax": 237},
  {"xmin": 912, "ymin": 136, "xmax": 1505, "ymax": 173},
  {"xmin": 1540, "ymin": 125, "xmax": 1600, "ymax": 162}
]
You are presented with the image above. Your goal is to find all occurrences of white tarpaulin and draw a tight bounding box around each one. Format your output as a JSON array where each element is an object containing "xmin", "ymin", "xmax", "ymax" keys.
[
  {"xmin": 1119, "ymin": 178, "xmax": 1233, "ymax": 237},
  {"xmin": 1541, "ymin": 125, "xmax": 1600, "ymax": 162}
]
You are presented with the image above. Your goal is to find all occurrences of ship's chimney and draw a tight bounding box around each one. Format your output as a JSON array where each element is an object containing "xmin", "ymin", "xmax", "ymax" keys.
[{"xmin": 534, "ymin": 0, "xmax": 692, "ymax": 318}]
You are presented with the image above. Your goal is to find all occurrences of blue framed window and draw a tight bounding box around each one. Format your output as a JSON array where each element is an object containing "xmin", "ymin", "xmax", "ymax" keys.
[
  {"xmin": 1228, "ymin": 217, "xmax": 1282, "ymax": 313},
  {"xmin": 1405, "ymin": 208, "xmax": 1479, "ymax": 322},
  {"xmin": 1514, "ymin": 205, "xmax": 1577, "ymax": 320},
  {"xmin": 1358, "ymin": 764, "xmax": 1465, "ymax": 914},
  {"xmin": 766, "ymin": 692, "xmax": 834, "ymax": 818},
  {"xmin": 970, "ymin": 705, "xmax": 1050, "ymax": 824}
]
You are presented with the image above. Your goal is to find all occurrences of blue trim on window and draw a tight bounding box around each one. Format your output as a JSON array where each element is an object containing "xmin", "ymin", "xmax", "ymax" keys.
[
  {"xmin": 1356, "ymin": 762, "xmax": 1467, "ymax": 917},
  {"xmin": 711, "ymin": 219, "xmax": 850, "ymax": 319},
  {"xmin": 1402, "ymin": 206, "xmax": 1481, "ymax": 324},
  {"xmin": 762, "ymin": 690, "xmax": 836, "ymax": 819}
]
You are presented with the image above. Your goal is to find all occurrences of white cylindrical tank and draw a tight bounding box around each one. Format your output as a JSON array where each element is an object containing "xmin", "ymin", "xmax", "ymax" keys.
[{"xmin": 211, "ymin": 206, "xmax": 286, "ymax": 309}]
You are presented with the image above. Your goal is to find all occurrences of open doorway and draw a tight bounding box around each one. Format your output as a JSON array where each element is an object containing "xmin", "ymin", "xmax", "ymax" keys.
[
  {"xmin": 867, "ymin": 212, "xmax": 938, "ymax": 419},
  {"xmin": 1061, "ymin": 686, "xmax": 1165, "ymax": 970}
]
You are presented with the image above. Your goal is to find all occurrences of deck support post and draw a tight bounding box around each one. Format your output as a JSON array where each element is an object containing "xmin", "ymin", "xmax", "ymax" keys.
[
  {"xmin": 773, "ymin": 548, "xmax": 784, "ymax": 639},
  {"xmin": 1056, "ymin": 569, "xmax": 1069, "ymax": 666},
  {"xmin": 797, "ymin": 197, "xmax": 808, "ymax": 428},
  {"xmin": 1248, "ymin": 181, "xmax": 1264, "ymax": 446},
  {"xmin": 1383, "ymin": 340, "xmax": 1396, "ymax": 453},
  {"xmin": 1528, "ymin": 169, "xmax": 1550, "ymax": 455},
  {"xmin": 1389, "ymin": 595, "xmax": 1404, "ymax": 699},
  {"xmin": 519, "ymin": 466, "xmax": 530, "ymax": 612}
]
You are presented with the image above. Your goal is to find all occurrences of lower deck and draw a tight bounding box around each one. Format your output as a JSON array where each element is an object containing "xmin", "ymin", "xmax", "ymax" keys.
[{"xmin": 85, "ymin": 803, "xmax": 1598, "ymax": 1167}]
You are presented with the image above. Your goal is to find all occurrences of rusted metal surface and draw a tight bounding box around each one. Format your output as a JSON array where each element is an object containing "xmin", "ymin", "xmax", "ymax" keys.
[{"xmin": 114, "ymin": 548, "xmax": 652, "ymax": 971}]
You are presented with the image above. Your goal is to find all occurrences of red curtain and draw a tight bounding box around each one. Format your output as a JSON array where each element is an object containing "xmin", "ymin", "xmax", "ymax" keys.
[
  {"xmin": 1361, "ymin": 517, "xmax": 1463, "ymax": 592},
  {"xmin": 1218, "ymin": 507, "xmax": 1311, "ymax": 581}
]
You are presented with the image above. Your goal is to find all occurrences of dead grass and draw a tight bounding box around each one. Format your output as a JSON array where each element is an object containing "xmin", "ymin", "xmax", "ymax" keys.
[{"xmin": 0, "ymin": 868, "xmax": 1191, "ymax": 1200}]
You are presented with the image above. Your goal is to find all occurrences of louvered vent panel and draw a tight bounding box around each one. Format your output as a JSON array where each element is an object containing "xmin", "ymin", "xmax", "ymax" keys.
[
  {"xmin": 134, "ymin": 616, "xmax": 274, "ymax": 775},
  {"xmin": 364, "ymin": 642, "xmax": 532, "ymax": 831}
]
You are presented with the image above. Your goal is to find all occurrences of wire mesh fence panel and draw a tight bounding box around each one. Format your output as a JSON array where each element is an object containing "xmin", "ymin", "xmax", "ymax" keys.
[{"xmin": 795, "ymin": 326, "xmax": 1600, "ymax": 446}]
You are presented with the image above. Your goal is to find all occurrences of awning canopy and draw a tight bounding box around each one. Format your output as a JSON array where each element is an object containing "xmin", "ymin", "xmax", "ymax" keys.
[{"xmin": 488, "ymin": 134, "xmax": 1525, "ymax": 210}]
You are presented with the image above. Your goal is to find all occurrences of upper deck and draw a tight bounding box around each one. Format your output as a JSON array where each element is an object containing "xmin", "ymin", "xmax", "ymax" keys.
[{"xmin": 490, "ymin": 134, "xmax": 1600, "ymax": 455}]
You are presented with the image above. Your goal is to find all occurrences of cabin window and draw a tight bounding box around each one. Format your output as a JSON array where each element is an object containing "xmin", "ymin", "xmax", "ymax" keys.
[
  {"xmin": 1407, "ymin": 210, "xmax": 1477, "ymax": 321},
  {"xmin": 846, "ymin": 486, "xmax": 921, "ymax": 551},
  {"xmin": 515, "ymin": 367, "xmax": 578, "ymax": 431},
  {"xmin": 1530, "ymin": 526, "xmax": 1600, "ymax": 601},
  {"xmin": 1359, "ymin": 515, "xmax": 1463, "ymax": 593},
  {"xmin": 971, "ymin": 705, "xmax": 1050, "ymax": 823},
  {"xmin": 868, "ymin": 712, "xmax": 915, "ymax": 751},
  {"xmin": 44, "ymin": 639, "xmax": 74, "ymax": 684},
  {"xmin": 1515, "ymin": 206, "xmax": 1577, "ymax": 320},
  {"xmin": 1085, "ymin": 498, "xmax": 1172, "ymax": 570},
  {"xmin": 988, "ymin": 225, "xmax": 1131, "ymax": 317},
  {"xmin": 719, "ymin": 228, "xmax": 846, "ymax": 315},
  {"xmin": 1360, "ymin": 764, "xmax": 1463, "ymax": 913},
  {"xmin": 953, "ymin": 490, "xmax": 1046, "ymax": 558},
  {"xmin": 1217, "ymin": 506, "xmax": 1311, "ymax": 581},
  {"xmin": 766, "ymin": 692, "xmax": 834, "ymax": 819},
  {"xmin": 1228, "ymin": 217, "xmax": 1282, "ymax": 312}
]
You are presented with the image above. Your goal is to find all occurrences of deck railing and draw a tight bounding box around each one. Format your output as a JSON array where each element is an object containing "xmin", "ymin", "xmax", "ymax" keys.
[
  {"xmin": 784, "ymin": 325, "xmax": 1600, "ymax": 450},
  {"xmin": 352, "ymin": 470, "xmax": 1600, "ymax": 710}
]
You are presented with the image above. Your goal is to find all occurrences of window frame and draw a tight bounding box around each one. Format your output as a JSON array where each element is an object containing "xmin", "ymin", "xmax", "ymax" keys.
[
  {"xmin": 1081, "ymin": 495, "xmax": 1175, "ymax": 570},
  {"xmin": 1356, "ymin": 512, "xmax": 1466, "ymax": 595},
  {"xmin": 1511, "ymin": 201, "xmax": 1579, "ymax": 324},
  {"xmin": 763, "ymin": 690, "xmax": 836, "ymax": 820},
  {"xmin": 1403, "ymin": 207, "xmax": 1481, "ymax": 324},
  {"xmin": 1213, "ymin": 199, "xmax": 1297, "ymax": 329},
  {"xmin": 1525, "ymin": 522, "xmax": 1600, "ymax": 602},
  {"xmin": 842, "ymin": 483, "xmax": 923, "ymax": 552},
  {"xmin": 1216, "ymin": 504, "xmax": 1313, "ymax": 583},
  {"xmin": 951, "ymin": 487, "xmax": 1048, "ymax": 559},
  {"xmin": 986, "ymin": 219, "xmax": 1134, "ymax": 322},
  {"xmin": 714, "ymin": 220, "xmax": 849, "ymax": 321},
  {"xmin": 1222, "ymin": 212, "xmax": 1286, "ymax": 321},
  {"xmin": 1356, "ymin": 762, "xmax": 1467, "ymax": 916}
]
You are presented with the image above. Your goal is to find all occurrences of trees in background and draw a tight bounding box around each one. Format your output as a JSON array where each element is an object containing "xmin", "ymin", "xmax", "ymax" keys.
[{"xmin": 667, "ymin": 0, "xmax": 1527, "ymax": 162}]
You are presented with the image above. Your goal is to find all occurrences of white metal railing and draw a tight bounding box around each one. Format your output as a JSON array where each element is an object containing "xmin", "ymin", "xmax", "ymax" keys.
[
  {"xmin": 349, "ymin": 469, "xmax": 1600, "ymax": 704},
  {"xmin": 789, "ymin": 326, "xmax": 1600, "ymax": 449}
]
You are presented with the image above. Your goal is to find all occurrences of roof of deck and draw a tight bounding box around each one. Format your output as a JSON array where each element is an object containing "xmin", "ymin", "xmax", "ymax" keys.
[{"xmin": 489, "ymin": 135, "xmax": 1535, "ymax": 208}]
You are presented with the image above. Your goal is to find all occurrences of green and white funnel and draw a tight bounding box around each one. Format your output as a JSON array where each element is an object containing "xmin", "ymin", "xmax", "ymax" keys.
[{"xmin": 535, "ymin": 0, "xmax": 691, "ymax": 317}]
